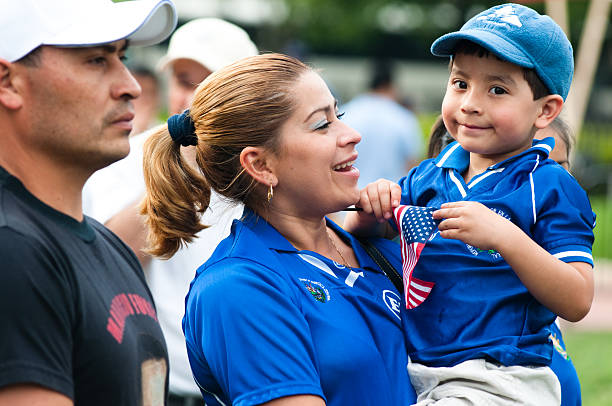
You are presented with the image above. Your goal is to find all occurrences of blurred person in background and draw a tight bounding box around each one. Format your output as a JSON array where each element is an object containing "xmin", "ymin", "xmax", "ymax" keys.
[
  {"xmin": 82, "ymin": 17, "xmax": 258, "ymax": 406},
  {"xmin": 131, "ymin": 65, "xmax": 162, "ymax": 135},
  {"xmin": 0, "ymin": 0, "xmax": 176, "ymax": 405},
  {"xmin": 540, "ymin": 115, "xmax": 574, "ymax": 171},
  {"xmin": 342, "ymin": 59, "xmax": 424, "ymax": 189}
]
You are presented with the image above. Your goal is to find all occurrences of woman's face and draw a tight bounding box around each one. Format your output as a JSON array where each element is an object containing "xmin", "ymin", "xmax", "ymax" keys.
[
  {"xmin": 270, "ymin": 71, "xmax": 361, "ymax": 217},
  {"xmin": 536, "ymin": 126, "xmax": 570, "ymax": 170}
]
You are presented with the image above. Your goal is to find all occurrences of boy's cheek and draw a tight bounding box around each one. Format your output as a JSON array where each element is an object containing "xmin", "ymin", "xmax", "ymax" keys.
[{"xmin": 440, "ymin": 98, "xmax": 457, "ymax": 135}]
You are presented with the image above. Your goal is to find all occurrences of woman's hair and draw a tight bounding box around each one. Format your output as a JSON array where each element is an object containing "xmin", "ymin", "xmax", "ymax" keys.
[
  {"xmin": 427, "ymin": 115, "xmax": 454, "ymax": 158},
  {"xmin": 548, "ymin": 115, "xmax": 574, "ymax": 157},
  {"xmin": 141, "ymin": 53, "xmax": 310, "ymax": 258}
]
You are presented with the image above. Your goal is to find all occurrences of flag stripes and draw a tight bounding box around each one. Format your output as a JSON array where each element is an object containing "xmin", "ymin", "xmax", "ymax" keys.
[{"xmin": 394, "ymin": 205, "xmax": 438, "ymax": 309}]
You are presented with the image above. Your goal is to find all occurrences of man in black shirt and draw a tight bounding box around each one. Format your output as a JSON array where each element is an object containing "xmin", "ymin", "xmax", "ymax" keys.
[{"xmin": 0, "ymin": 1, "xmax": 177, "ymax": 405}]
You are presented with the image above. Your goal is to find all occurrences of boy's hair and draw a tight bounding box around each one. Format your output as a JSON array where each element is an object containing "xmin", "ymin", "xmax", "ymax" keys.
[
  {"xmin": 451, "ymin": 40, "xmax": 549, "ymax": 100},
  {"xmin": 431, "ymin": 3, "xmax": 573, "ymax": 101}
]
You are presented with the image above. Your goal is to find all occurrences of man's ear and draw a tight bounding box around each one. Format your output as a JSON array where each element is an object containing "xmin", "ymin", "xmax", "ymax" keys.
[
  {"xmin": 239, "ymin": 146, "xmax": 278, "ymax": 188},
  {"xmin": 534, "ymin": 94, "xmax": 563, "ymax": 129},
  {"xmin": 0, "ymin": 59, "xmax": 24, "ymax": 110}
]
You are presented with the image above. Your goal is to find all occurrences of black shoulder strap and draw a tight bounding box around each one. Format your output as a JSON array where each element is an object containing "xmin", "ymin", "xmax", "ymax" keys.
[{"xmin": 357, "ymin": 237, "xmax": 404, "ymax": 294}]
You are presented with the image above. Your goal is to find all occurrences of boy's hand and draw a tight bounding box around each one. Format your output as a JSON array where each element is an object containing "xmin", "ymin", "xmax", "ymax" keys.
[
  {"xmin": 343, "ymin": 179, "xmax": 401, "ymax": 236},
  {"xmin": 435, "ymin": 201, "xmax": 594, "ymax": 322},
  {"xmin": 433, "ymin": 201, "xmax": 513, "ymax": 250},
  {"xmin": 358, "ymin": 179, "xmax": 401, "ymax": 223}
]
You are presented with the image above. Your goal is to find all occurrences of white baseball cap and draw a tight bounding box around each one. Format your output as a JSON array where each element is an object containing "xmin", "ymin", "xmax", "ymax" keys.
[
  {"xmin": 157, "ymin": 18, "xmax": 258, "ymax": 73},
  {"xmin": 1, "ymin": 0, "xmax": 178, "ymax": 63}
]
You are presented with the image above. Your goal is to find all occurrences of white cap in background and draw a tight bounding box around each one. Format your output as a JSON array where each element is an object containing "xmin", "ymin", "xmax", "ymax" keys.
[{"xmin": 157, "ymin": 18, "xmax": 258, "ymax": 73}]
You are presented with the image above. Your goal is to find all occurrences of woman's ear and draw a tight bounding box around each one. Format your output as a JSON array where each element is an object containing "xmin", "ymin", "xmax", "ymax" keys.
[
  {"xmin": 0, "ymin": 60, "xmax": 24, "ymax": 110},
  {"xmin": 534, "ymin": 94, "xmax": 563, "ymax": 129},
  {"xmin": 240, "ymin": 146, "xmax": 278, "ymax": 187}
]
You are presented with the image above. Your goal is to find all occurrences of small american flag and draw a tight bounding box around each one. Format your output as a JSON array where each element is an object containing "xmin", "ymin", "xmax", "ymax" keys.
[{"xmin": 394, "ymin": 205, "xmax": 439, "ymax": 309}]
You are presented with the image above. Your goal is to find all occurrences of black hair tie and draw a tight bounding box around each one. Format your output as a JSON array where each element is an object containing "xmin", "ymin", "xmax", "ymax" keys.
[{"xmin": 167, "ymin": 109, "xmax": 197, "ymax": 146}]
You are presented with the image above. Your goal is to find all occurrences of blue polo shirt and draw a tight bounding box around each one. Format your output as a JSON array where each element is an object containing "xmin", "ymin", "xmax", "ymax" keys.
[
  {"xmin": 398, "ymin": 137, "xmax": 595, "ymax": 368},
  {"xmin": 183, "ymin": 208, "xmax": 417, "ymax": 406}
]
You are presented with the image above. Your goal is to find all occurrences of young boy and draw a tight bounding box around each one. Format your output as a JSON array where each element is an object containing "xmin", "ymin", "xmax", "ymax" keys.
[{"xmin": 346, "ymin": 3, "xmax": 595, "ymax": 404}]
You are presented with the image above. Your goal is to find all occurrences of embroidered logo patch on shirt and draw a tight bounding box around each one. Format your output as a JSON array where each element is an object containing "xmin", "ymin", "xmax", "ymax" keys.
[
  {"xmin": 383, "ymin": 289, "xmax": 402, "ymax": 320},
  {"xmin": 465, "ymin": 207, "xmax": 509, "ymax": 258},
  {"xmin": 300, "ymin": 278, "xmax": 331, "ymax": 303},
  {"xmin": 550, "ymin": 333, "xmax": 569, "ymax": 360}
]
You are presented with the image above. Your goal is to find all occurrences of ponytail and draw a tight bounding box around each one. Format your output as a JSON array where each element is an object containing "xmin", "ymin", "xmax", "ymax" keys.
[
  {"xmin": 140, "ymin": 53, "xmax": 311, "ymax": 259},
  {"xmin": 140, "ymin": 125, "xmax": 211, "ymax": 259}
]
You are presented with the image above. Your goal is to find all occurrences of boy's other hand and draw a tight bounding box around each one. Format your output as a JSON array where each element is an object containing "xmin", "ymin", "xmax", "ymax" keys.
[{"xmin": 358, "ymin": 179, "xmax": 401, "ymax": 222}]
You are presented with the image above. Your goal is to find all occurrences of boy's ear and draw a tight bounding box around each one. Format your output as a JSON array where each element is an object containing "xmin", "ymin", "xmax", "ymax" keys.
[
  {"xmin": 534, "ymin": 94, "xmax": 563, "ymax": 129},
  {"xmin": 239, "ymin": 146, "xmax": 278, "ymax": 188},
  {"xmin": 0, "ymin": 59, "xmax": 24, "ymax": 110}
]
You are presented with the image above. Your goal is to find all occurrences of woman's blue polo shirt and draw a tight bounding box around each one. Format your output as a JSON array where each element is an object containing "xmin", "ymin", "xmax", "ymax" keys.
[
  {"xmin": 183, "ymin": 208, "xmax": 417, "ymax": 406},
  {"xmin": 398, "ymin": 137, "xmax": 595, "ymax": 368}
]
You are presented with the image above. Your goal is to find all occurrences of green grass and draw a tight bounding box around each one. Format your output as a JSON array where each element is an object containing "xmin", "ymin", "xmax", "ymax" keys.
[
  {"xmin": 564, "ymin": 330, "xmax": 612, "ymax": 406},
  {"xmin": 591, "ymin": 197, "xmax": 612, "ymax": 261}
]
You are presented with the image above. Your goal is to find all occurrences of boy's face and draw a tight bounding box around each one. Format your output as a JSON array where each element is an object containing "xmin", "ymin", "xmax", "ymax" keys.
[{"xmin": 441, "ymin": 52, "xmax": 545, "ymax": 165}]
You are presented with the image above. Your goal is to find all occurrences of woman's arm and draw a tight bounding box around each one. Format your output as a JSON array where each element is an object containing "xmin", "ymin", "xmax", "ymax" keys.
[
  {"xmin": 0, "ymin": 385, "xmax": 73, "ymax": 406},
  {"xmin": 263, "ymin": 395, "xmax": 325, "ymax": 406}
]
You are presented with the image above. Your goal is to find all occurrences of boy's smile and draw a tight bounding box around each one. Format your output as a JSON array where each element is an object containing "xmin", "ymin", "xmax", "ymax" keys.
[{"xmin": 441, "ymin": 52, "xmax": 545, "ymax": 172}]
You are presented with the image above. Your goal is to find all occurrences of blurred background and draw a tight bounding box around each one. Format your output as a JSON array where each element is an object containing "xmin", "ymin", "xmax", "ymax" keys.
[
  {"xmin": 121, "ymin": 1, "xmax": 611, "ymax": 403},
  {"xmin": 128, "ymin": 0, "xmax": 611, "ymax": 271}
]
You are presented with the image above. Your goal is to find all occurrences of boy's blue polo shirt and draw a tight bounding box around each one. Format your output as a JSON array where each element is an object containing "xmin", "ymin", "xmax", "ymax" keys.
[
  {"xmin": 398, "ymin": 137, "xmax": 595, "ymax": 368},
  {"xmin": 183, "ymin": 208, "xmax": 417, "ymax": 406}
]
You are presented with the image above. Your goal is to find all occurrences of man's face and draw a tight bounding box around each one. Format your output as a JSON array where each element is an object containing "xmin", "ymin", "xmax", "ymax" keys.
[
  {"xmin": 18, "ymin": 41, "xmax": 141, "ymax": 172},
  {"xmin": 168, "ymin": 58, "xmax": 211, "ymax": 115}
]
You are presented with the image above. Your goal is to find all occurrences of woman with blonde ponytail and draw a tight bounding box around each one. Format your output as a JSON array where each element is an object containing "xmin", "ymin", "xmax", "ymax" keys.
[{"xmin": 141, "ymin": 53, "xmax": 418, "ymax": 406}]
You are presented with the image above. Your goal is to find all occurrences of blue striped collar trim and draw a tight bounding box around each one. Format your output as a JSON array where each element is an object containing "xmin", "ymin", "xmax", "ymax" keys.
[
  {"xmin": 434, "ymin": 137, "xmax": 555, "ymax": 171},
  {"xmin": 242, "ymin": 207, "xmax": 380, "ymax": 271}
]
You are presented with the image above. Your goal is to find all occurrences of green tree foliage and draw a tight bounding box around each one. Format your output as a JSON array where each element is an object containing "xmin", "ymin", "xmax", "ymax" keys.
[{"xmin": 276, "ymin": 0, "xmax": 592, "ymax": 59}]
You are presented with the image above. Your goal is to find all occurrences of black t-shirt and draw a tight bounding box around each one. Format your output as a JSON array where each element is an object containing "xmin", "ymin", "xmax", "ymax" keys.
[{"xmin": 0, "ymin": 167, "xmax": 168, "ymax": 405}]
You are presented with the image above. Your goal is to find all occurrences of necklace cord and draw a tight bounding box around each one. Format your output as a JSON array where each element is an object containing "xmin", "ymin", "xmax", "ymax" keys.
[{"xmin": 326, "ymin": 230, "xmax": 354, "ymax": 270}]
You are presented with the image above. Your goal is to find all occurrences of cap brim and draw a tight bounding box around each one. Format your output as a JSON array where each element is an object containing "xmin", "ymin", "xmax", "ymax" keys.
[
  {"xmin": 156, "ymin": 54, "xmax": 215, "ymax": 72},
  {"xmin": 45, "ymin": 0, "xmax": 177, "ymax": 48},
  {"xmin": 156, "ymin": 54, "xmax": 200, "ymax": 72},
  {"xmin": 156, "ymin": 54, "xmax": 174, "ymax": 72},
  {"xmin": 431, "ymin": 29, "xmax": 534, "ymax": 69}
]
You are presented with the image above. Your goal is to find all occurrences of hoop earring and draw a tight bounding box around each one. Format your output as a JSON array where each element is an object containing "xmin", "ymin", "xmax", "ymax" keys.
[{"xmin": 267, "ymin": 184, "xmax": 274, "ymax": 203}]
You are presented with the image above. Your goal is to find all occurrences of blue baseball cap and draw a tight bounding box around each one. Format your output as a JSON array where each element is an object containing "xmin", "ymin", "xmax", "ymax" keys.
[{"xmin": 431, "ymin": 3, "xmax": 573, "ymax": 101}]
